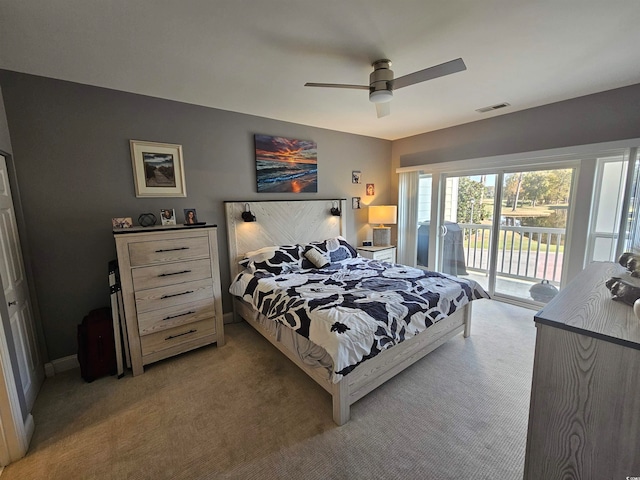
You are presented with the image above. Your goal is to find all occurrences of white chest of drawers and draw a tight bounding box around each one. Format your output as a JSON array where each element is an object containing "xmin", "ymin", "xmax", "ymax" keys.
[{"xmin": 114, "ymin": 225, "xmax": 224, "ymax": 375}]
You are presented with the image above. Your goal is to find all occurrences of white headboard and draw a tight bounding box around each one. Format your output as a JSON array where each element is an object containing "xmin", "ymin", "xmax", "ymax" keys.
[{"xmin": 225, "ymin": 199, "xmax": 347, "ymax": 278}]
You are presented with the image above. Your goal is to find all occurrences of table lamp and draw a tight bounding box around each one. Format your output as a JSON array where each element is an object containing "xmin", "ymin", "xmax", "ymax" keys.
[{"xmin": 369, "ymin": 205, "xmax": 397, "ymax": 246}]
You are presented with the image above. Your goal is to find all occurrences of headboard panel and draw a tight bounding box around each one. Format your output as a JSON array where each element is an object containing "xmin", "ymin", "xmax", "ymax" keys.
[{"xmin": 225, "ymin": 199, "xmax": 347, "ymax": 278}]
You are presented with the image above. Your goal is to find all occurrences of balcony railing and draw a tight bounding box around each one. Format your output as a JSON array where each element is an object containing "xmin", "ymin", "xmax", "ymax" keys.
[{"xmin": 457, "ymin": 223, "xmax": 565, "ymax": 284}]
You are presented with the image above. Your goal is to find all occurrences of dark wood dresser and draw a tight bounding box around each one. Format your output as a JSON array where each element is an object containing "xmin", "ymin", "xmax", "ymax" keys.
[{"xmin": 524, "ymin": 261, "xmax": 640, "ymax": 479}]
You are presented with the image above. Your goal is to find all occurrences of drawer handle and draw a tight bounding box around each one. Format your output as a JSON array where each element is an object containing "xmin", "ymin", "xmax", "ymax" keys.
[
  {"xmin": 166, "ymin": 329, "xmax": 197, "ymax": 340},
  {"xmin": 155, "ymin": 247, "xmax": 190, "ymax": 253},
  {"xmin": 163, "ymin": 310, "xmax": 196, "ymax": 321},
  {"xmin": 160, "ymin": 290, "xmax": 194, "ymax": 299},
  {"xmin": 158, "ymin": 269, "xmax": 192, "ymax": 277}
]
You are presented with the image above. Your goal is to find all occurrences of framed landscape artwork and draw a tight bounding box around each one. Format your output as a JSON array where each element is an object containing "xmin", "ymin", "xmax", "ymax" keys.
[
  {"xmin": 255, "ymin": 134, "xmax": 317, "ymax": 193},
  {"xmin": 130, "ymin": 140, "xmax": 187, "ymax": 197}
]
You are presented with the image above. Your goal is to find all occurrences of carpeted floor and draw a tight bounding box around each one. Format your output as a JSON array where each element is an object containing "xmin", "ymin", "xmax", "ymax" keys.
[{"xmin": 2, "ymin": 300, "xmax": 536, "ymax": 480}]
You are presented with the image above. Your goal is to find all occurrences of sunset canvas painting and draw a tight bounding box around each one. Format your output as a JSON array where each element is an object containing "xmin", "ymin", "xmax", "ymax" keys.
[{"xmin": 255, "ymin": 134, "xmax": 317, "ymax": 193}]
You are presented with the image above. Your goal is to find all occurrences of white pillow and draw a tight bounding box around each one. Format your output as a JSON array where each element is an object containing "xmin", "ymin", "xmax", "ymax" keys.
[{"xmin": 304, "ymin": 247, "xmax": 330, "ymax": 268}]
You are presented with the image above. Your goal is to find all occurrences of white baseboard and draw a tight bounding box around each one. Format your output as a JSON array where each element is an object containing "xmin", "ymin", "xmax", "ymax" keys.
[
  {"xmin": 45, "ymin": 313, "xmax": 235, "ymax": 377},
  {"xmin": 44, "ymin": 354, "xmax": 79, "ymax": 378},
  {"xmin": 24, "ymin": 413, "xmax": 34, "ymax": 446}
]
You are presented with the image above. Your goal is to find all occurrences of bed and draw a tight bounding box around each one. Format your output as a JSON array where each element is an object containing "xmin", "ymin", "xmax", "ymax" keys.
[{"xmin": 225, "ymin": 199, "xmax": 489, "ymax": 425}]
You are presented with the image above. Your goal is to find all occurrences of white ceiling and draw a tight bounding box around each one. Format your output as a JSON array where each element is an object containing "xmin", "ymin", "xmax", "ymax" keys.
[{"xmin": 1, "ymin": 1, "xmax": 639, "ymax": 141}]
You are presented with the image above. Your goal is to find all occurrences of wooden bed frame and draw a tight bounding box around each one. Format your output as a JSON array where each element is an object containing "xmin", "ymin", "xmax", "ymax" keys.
[{"xmin": 225, "ymin": 199, "xmax": 472, "ymax": 425}]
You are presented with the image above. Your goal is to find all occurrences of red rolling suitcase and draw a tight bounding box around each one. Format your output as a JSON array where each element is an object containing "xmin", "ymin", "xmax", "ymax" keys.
[{"xmin": 77, "ymin": 307, "xmax": 117, "ymax": 382}]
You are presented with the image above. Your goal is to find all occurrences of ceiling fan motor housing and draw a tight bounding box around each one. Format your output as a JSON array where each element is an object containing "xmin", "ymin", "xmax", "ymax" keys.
[{"xmin": 369, "ymin": 59, "xmax": 394, "ymax": 103}]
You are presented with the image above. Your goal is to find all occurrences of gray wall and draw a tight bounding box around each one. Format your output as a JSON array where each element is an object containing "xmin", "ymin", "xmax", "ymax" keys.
[
  {"xmin": 0, "ymin": 71, "xmax": 392, "ymax": 360},
  {"xmin": 392, "ymin": 82, "xmax": 640, "ymax": 169},
  {"xmin": 0, "ymin": 86, "xmax": 12, "ymax": 153}
]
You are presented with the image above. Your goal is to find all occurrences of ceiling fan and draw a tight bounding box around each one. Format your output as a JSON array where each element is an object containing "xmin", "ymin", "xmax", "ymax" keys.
[{"xmin": 305, "ymin": 58, "xmax": 466, "ymax": 118}]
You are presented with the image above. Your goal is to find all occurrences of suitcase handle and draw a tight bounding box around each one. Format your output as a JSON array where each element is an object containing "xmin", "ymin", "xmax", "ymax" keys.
[
  {"xmin": 158, "ymin": 269, "xmax": 192, "ymax": 277},
  {"xmin": 163, "ymin": 310, "xmax": 195, "ymax": 321},
  {"xmin": 155, "ymin": 247, "xmax": 190, "ymax": 253},
  {"xmin": 166, "ymin": 329, "xmax": 197, "ymax": 340},
  {"xmin": 161, "ymin": 290, "xmax": 194, "ymax": 299}
]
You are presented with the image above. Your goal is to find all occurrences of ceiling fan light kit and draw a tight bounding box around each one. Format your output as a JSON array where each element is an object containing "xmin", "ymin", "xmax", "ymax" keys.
[
  {"xmin": 369, "ymin": 90, "xmax": 393, "ymax": 103},
  {"xmin": 305, "ymin": 57, "xmax": 467, "ymax": 118},
  {"xmin": 369, "ymin": 59, "xmax": 394, "ymax": 104}
]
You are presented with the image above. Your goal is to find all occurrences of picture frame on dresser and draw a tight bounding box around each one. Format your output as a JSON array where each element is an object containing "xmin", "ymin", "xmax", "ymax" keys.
[
  {"xmin": 130, "ymin": 140, "xmax": 187, "ymax": 198},
  {"xmin": 112, "ymin": 217, "xmax": 133, "ymax": 229},
  {"xmin": 184, "ymin": 208, "xmax": 198, "ymax": 225},
  {"xmin": 160, "ymin": 209, "xmax": 176, "ymax": 226}
]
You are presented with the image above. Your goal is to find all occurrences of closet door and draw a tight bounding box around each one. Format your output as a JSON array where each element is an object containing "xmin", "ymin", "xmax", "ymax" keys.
[{"xmin": 0, "ymin": 154, "xmax": 42, "ymax": 411}]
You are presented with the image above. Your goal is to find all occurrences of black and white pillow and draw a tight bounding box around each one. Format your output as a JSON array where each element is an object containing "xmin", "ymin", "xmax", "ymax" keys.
[
  {"xmin": 301, "ymin": 236, "xmax": 358, "ymax": 268},
  {"xmin": 240, "ymin": 245, "xmax": 302, "ymax": 274}
]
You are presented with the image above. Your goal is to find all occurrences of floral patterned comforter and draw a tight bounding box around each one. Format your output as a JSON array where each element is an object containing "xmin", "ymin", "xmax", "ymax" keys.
[{"xmin": 229, "ymin": 257, "xmax": 489, "ymax": 382}]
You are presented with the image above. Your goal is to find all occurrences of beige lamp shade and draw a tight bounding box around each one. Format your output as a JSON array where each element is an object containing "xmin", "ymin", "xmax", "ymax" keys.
[
  {"xmin": 368, "ymin": 205, "xmax": 397, "ymax": 226},
  {"xmin": 369, "ymin": 205, "xmax": 397, "ymax": 246}
]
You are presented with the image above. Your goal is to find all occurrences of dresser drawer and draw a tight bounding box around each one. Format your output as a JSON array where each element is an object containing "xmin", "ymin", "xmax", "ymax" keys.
[
  {"xmin": 135, "ymin": 279, "xmax": 214, "ymax": 314},
  {"xmin": 140, "ymin": 317, "xmax": 217, "ymax": 356},
  {"xmin": 128, "ymin": 236, "xmax": 210, "ymax": 266},
  {"xmin": 137, "ymin": 297, "xmax": 215, "ymax": 335},
  {"xmin": 132, "ymin": 258, "xmax": 212, "ymax": 291}
]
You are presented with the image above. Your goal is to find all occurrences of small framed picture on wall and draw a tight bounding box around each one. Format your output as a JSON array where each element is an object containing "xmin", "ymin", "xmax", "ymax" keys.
[
  {"xmin": 352, "ymin": 171, "xmax": 362, "ymax": 184},
  {"xmin": 352, "ymin": 197, "xmax": 361, "ymax": 209},
  {"xmin": 366, "ymin": 183, "xmax": 375, "ymax": 196}
]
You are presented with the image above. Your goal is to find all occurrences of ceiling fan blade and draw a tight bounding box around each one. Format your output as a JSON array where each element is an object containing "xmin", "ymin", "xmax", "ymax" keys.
[
  {"xmin": 393, "ymin": 58, "xmax": 466, "ymax": 90},
  {"xmin": 376, "ymin": 102, "xmax": 390, "ymax": 118},
  {"xmin": 304, "ymin": 82, "xmax": 369, "ymax": 90}
]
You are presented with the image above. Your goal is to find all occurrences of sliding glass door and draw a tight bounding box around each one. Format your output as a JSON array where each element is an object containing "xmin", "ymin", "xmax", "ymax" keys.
[
  {"xmin": 436, "ymin": 174, "xmax": 497, "ymax": 293},
  {"xmin": 493, "ymin": 168, "xmax": 574, "ymax": 302},
  {"xmin": 420, "ymin": 167, "xmax": 576, "ymax": 306}
]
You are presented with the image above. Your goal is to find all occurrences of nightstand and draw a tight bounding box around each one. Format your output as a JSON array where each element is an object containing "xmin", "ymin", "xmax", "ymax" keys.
[{"xmin": 357, "ymin": 245, "xmax": 397, "ymax": 263}]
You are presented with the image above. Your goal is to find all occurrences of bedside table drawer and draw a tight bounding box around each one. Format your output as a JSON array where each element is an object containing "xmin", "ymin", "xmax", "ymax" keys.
[
  {"xmin": 140, "ymin": 317, "xmax": 217, "ymax": 356},
  {"xmin": 357, "ymin": 246, "xmax": 396, "ymax": 263},
  {"xmin": 132, "ymin": 258, "xmax": 212, "ymax": 291},
  {"xmin": 128, "ymin": 236, "xmax": 210, "ymax": 266},
  {"xmin": 375, "ymin": 251, "xmax": 395, "ymax": 263},
  {"xmin": 137, "ymin": 297, "xmax": 215, "ymax": 335}
]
